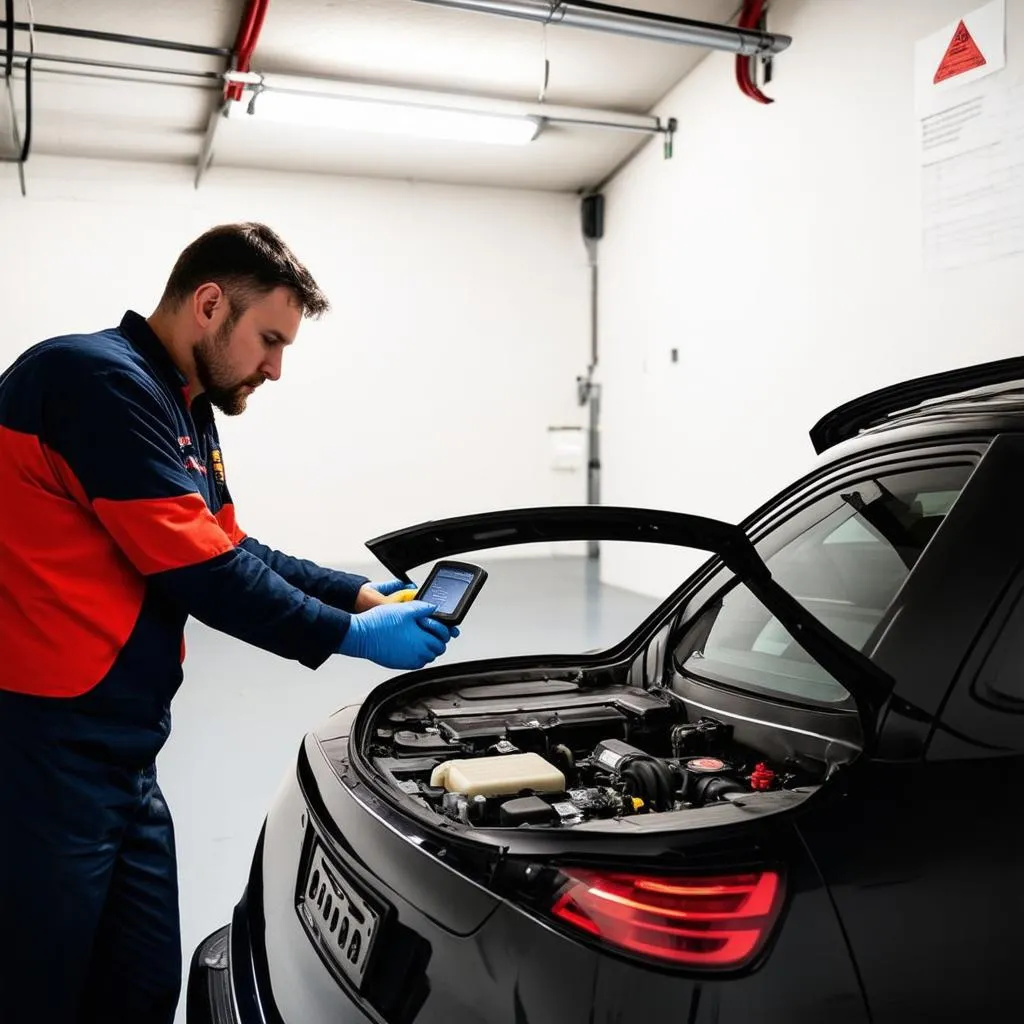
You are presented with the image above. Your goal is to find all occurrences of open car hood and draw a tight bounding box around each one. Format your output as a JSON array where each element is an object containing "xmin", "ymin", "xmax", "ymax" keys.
[{"xmin": 365, "ymin": 505, "xmax": 893, "ymax": 710}]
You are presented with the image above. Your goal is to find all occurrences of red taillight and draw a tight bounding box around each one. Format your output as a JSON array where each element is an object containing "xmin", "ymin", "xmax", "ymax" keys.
[{"xmin": 550, "ymin": 868, "xmax": 783, "ymax": 969}]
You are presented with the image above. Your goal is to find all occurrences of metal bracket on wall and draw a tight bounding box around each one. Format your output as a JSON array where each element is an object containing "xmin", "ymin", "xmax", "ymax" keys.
[
  {"xmin": 663, "ymin": 117, "xmax": 677, "ymax": 159},
  {"xmin": 576, "ymin": 369, "xmax": 602, "ymax": 561}
]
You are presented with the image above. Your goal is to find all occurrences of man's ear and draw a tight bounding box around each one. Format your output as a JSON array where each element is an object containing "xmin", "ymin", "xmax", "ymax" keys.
[{"xmin": 193, "ymin": 282, "xmax": 225, "ymax": 327}]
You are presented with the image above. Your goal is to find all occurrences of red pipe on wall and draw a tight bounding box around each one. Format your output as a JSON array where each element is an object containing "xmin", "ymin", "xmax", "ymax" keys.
[
  {"xmin": 735, "ymin": 0, "xmax": 773, "ymax": 104},
  {"xmin": 225, "ymin": 0, "xmax": 270, "ymax": 102}
]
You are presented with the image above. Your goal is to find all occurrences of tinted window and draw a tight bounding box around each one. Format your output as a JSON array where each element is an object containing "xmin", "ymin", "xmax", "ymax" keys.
[{"xmin": 674, "ymin": 465, "xmax": 973, "ymax": 705}]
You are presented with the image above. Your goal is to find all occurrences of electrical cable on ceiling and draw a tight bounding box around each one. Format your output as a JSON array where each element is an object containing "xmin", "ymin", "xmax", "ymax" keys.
[
  {"xmin": 4, "ymin": 0, "xmax": 32, "ymax": 194},
  {"xmin": 4, "ymin": 0, "xmax": 13, "ymax": 77},
  {"xmin": 0, "ymin": 19, "xmax": 231, "ymax": 57},
  {"xmin": 225, "ymin": 0, "xmax": 270, "ymax": 102},
  {"xmin": 735, "ymin": 0, "xmax": 773, "ymax": 103},
  {"xmin": 3, "ymin": 72, "xmax": 17, "ymax": 149},
  {"xmin": 21, "ymin": 0, "xmax": 32, "ymax": 156}
]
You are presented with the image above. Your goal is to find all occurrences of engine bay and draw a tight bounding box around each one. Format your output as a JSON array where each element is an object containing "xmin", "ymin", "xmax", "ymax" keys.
[{"xmin": 366, "ymin": 680, "xmax": 824, "ymax": 830}]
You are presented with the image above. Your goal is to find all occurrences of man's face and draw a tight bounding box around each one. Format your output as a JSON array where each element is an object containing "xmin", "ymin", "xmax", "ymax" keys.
[{"xmin": 194, "ymin": 286, "xmax": 301, "ymax": 416}]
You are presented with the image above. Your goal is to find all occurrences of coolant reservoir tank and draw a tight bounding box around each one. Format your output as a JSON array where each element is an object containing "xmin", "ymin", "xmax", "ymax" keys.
[{"xmin": 430, "ymin": 753, "xmax": 565, "ymax": 797}]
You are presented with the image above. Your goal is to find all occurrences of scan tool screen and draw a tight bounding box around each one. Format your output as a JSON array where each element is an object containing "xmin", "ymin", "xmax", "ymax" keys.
[{"xmin": 420, "ymin": 566, "xmax": 475, "ymax": 615}]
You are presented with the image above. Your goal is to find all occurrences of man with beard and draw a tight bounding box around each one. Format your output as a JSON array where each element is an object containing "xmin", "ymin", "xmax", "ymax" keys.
[{"xmin": 0, "ymin": 222, "xmax": 458, "ymax": 1024}]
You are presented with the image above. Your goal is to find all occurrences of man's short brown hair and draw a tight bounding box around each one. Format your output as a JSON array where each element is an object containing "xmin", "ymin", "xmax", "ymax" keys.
[{"xmin": 159, "ymin": 222, "xmax": 329, "ymax": 319}]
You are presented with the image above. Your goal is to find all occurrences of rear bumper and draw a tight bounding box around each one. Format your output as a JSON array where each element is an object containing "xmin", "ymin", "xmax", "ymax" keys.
[
  {"xmin": 192, "ymin": 726, "xmax": 870, "ymax": 1024},
  {"xmin": 186, "ymin": 821, "xmax": 277, "ymax": 1024},
  {"xmin": 187, "ymin": 925, "xmax": 239, "ymax": 1024},
  {"xmin": 186, "ymin": 761, "xmax": 383, "ymax": 1024}
]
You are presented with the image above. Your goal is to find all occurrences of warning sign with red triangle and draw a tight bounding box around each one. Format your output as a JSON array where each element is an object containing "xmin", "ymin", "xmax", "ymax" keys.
[{"xmin": 933, "ymin": 19, "xmax": 987, "ymax": 84}]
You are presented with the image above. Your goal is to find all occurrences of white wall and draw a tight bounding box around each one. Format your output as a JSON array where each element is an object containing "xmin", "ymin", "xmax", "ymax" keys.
[
  {"xmin": 0, "ymin": 157, "xmax": 590, "ymax": 568},
  {"xmin": 599, "ymin": 0, "xmax": 1024, "ymax": 597}
]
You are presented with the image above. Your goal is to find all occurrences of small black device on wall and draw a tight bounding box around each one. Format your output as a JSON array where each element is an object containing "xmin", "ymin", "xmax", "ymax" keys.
[{"xmin": 582, "ymin": 193, "xmax": 604, "ymax": 241}]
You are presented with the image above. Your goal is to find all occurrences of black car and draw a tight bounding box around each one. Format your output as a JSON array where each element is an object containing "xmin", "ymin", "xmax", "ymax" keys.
[{"xmin": 188, "ymin": 356, "xmax": 1024, "ymax": 1024}]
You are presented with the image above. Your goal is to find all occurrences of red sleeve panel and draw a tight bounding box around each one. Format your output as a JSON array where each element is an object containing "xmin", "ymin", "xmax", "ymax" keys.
[
  {"xmin": 0, "ymin": 339, "xmax": 351, "ymax": 698},
  {"xmin": 0, "ymin": 424, "xmax": 145, "ymax": 698}
]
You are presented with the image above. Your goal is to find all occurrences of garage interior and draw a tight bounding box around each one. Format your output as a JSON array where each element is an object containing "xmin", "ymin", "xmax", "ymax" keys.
[{"xmin": 2, "ymin": 1, "xmax": 1021, "ymax": 1021}]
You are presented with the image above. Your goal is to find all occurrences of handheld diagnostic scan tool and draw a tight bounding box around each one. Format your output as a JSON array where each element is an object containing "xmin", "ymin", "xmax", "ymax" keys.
[{"xmin": 415, "ymin": 560, "xmax": 488, "ymax": 625}]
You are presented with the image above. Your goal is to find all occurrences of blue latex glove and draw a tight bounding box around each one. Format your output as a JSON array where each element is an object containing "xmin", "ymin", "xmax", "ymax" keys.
[
  {"xmin": 337, "ymin": 600, "xmax": 456, "ymax": 670},
  {"xmin": 368, "ymin": 579, "xmax": 460, "ymax": 637}
]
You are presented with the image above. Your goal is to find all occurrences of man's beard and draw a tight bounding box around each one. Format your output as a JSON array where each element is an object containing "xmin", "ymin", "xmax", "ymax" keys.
[{"xmin": 193, "ymin": 321, "xmax": 264, "ymax": 416}]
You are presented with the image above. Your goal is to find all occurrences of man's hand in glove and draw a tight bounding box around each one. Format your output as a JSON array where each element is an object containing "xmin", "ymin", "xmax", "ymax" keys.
[
  {"xmin": 337, "ymin": 601, "xmax": 457, "ymax": 670},
  {"xmin": 356, "ymin": 580, "xmax": 459, "ymax": 633}
]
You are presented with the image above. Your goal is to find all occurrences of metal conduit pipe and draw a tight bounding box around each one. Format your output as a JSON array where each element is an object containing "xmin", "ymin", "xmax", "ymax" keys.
[
  {"xmin": 0, "ymin": 20, "xmax": 231, "ymax": 57},
  {"xmin": 405, "ymin": 0, "xmax": 791, "ymax": 55},
  {"xmin": 7, "ymin": 49, "xmax": 223, "ymax": 80}
]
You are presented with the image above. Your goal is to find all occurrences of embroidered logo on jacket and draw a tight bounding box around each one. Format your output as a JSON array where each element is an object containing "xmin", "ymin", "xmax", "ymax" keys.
[{"xmin": 210, "ymin": 448, "xmax": 225, "ymax": 485}]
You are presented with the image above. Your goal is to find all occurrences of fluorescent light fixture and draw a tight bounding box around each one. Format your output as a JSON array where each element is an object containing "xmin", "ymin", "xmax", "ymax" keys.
[{"xmin": 226, "ymin": 91, "xmax": 542, "ymax": 146}]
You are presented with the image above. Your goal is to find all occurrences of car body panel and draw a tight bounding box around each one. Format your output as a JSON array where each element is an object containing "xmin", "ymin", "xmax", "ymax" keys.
[{"xmin": 798, "ymin": 750, "xmax": 1024, "ymax": 1023}]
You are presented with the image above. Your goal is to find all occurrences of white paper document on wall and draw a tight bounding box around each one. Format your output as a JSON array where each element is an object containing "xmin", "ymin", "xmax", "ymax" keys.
[{"xmin": 914, "ymin": 0, "xmax": 1024, "ymax": 272}]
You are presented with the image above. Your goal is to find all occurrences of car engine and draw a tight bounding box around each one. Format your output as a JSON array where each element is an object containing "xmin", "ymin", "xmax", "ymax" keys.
[{"xmin": 367, "ymin": 683, "xmax": 816, "ymax": 829}]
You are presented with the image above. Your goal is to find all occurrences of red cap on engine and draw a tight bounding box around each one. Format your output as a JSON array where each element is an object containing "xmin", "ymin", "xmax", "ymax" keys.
[{"xmin": 750, "ymin": 762, "xmax": 776, "ymax": 791}]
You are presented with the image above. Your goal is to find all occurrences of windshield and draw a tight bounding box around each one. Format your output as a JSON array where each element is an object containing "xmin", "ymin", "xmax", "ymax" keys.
[{"xmin": 673, "ymin": 464, "xmax": 974, "ymax": 705}]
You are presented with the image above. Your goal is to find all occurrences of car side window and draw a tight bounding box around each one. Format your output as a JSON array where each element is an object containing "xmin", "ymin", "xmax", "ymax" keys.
[{"xmin": 673, "ymin": 464, "xmax": 974, "ymax": 707}]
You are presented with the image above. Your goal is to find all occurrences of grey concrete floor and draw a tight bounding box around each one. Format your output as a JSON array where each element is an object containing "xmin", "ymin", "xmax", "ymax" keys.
[{"xmin": 158, "ymin": 556, "xmax": 660, "ymax": 1022}]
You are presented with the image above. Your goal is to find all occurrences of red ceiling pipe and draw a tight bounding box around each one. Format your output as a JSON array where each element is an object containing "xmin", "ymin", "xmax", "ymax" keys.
[
  {"xmin": 224, "ymin": 0, "xmax": 270, "ymax": 102},
  {"xmin": 735, "ymin": 0, "xmax": 773, "ymax": 104}
]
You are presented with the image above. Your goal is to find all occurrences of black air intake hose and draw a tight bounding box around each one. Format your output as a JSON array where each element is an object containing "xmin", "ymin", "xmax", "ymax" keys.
[
  {"xmin": 592, "ymin": 738, "xmax": 680, "ymax": 812},
  {"xmin": 621, "ymin": 759, "xmax": 677, "ymax": 812}
]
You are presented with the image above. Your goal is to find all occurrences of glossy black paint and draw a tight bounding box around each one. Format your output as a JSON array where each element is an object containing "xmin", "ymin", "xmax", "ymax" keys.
[
  {"xmin": 807, "ymin": 354, "xmax": 1024, "ymax": 453},
  {"xmin": 189, "ymin": 365, "xmax": 1024, "ymax": 1023}
]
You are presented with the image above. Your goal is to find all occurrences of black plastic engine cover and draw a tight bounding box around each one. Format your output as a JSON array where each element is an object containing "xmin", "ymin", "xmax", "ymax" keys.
[
  {"xmin": 392, "ymin": 730, "xmax": 462, "ymax": 758},
  {"xmin": 499, "ymin": 796, "xmax": 559, "ymax": 826}
]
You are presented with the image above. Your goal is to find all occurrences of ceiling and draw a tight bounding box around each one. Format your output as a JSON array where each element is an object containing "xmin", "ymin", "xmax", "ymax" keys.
[{"xmin": 2, "ymin": 0, "xmax": 746, "ymax": 192}]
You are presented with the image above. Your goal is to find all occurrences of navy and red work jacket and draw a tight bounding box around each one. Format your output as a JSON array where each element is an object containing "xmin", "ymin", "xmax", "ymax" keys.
[{"xmin": 0, "ymin": 311, "xmax": 366, "ymax": 710}]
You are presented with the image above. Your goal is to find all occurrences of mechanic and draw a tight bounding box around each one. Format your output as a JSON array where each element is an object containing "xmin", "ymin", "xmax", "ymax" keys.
[{"xmin": 0, "ymin": 222, "xmax": 456, "ymax": 1024}]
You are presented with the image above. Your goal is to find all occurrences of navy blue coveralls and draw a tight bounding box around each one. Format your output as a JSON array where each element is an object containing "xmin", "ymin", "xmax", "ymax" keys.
[{"xmin": 0, "ymin": 311, "xmax": 368, "ymax": 1023}]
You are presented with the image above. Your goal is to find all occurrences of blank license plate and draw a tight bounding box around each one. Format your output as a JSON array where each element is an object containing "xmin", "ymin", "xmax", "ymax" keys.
[{"xmin": 299, "ymin": 841, "xmax": 381, "ymax": 989}]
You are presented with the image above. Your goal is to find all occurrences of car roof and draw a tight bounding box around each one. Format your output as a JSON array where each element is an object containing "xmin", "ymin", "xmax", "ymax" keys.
[{"xmin": 809, "ymin": 356, "xmax": 1024, "ymax": 454}]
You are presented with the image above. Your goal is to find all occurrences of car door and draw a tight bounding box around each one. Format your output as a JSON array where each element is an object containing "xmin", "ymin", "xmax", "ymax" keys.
[{"xmin": 791, "ymin": 432, "xmax": 1024, "ymax": 1023}]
